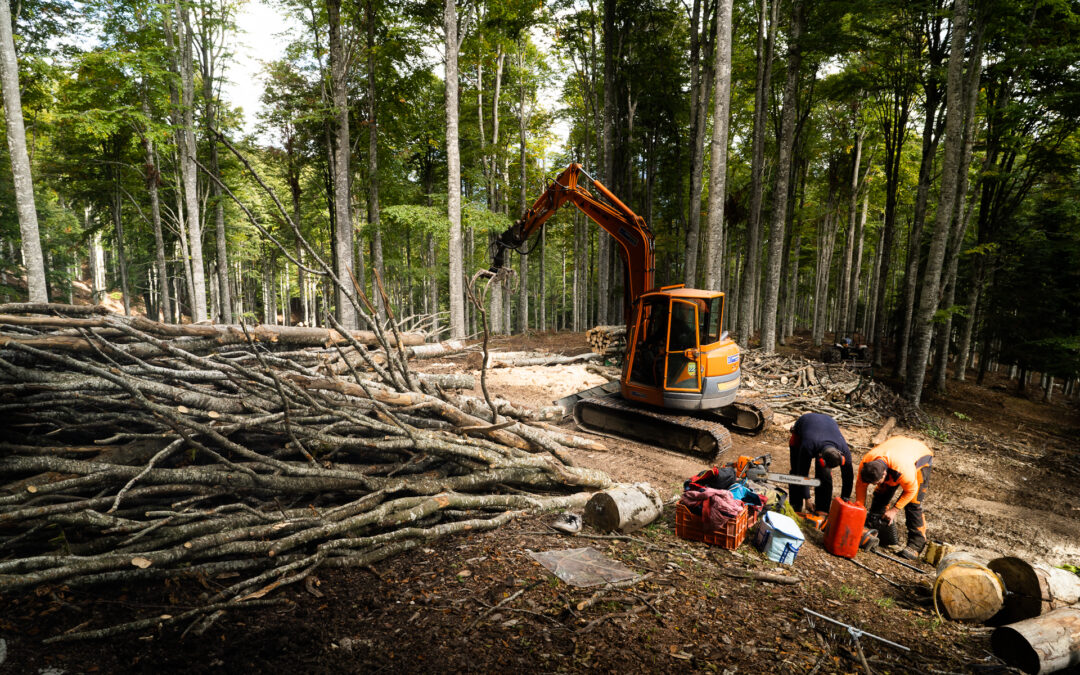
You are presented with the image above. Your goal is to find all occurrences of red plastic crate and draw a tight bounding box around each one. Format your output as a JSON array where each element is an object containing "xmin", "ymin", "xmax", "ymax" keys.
[{"xmin": 675, "ymin": 502, "xmax": 754, "ymax": 549}]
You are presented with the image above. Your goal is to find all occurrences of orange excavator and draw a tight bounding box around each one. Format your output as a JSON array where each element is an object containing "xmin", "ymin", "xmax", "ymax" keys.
[{"xmin": 489, "ymin": 163, "xmax": 771, "ymax": 459}]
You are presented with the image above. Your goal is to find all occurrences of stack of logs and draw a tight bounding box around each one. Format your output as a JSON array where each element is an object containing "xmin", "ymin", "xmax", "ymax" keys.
[
  {"xmin": 0, "ymin": 303, "xmax": 613, "ymax": 642},
  {"xmin": 585, "ymin": 325, "xmax": 626, "ymax": 359},
  {"xmin": 739, "ymin": 349, "xmax": 927, "ymax": 428}
]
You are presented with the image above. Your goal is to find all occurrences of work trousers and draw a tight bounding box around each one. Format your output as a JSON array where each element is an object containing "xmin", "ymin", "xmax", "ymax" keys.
[
  {"xmin": 868, "ymin": 455, "xmax": 932, "ymax": 552},
  {"xmin": 788, "ymin": 447, "xmax": 834, "ymax": 513}
]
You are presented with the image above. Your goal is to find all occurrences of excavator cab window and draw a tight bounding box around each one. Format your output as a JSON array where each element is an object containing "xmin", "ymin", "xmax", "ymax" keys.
[
  {"xmin": 665, "ymin": 300, "xmax": 701, "ymax": 391},
  {"xmin": 699, "ymin": 296, "xmax": 724, "ymax": 345},
  {"xmin": 629, "ymin": 297, "xmax": 668, "ymax": 387}
]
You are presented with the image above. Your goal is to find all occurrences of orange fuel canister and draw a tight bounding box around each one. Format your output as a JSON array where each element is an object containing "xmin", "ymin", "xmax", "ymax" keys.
[{"xmin": 823, "ymin": 496, "xmax": 867, "ymax": 559}]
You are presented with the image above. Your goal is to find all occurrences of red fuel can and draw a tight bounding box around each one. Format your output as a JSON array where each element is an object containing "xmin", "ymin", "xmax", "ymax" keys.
[{"xmin": 823, "ymin": 496, "xmax": 867, "ymax": 559}]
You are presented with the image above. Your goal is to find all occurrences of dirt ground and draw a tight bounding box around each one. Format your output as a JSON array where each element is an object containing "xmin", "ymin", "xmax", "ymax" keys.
[{"xmin": 3, "ymin": 330, "xmax": 1079, "ymax": 674}]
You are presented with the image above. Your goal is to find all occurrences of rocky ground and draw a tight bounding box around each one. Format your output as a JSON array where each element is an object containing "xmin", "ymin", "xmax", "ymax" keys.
[{"xmin": 3, "ymin": 330, "xmax": 1079, "ymax": 674}]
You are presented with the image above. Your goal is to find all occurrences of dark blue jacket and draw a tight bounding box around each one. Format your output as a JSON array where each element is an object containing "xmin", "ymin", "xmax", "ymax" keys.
[{"xmin": 790, "ymin": 413, "xmax": 853, "ymax": 500}]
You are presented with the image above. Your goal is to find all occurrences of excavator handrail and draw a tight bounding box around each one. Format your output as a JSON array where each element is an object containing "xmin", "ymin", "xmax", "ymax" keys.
[{"xmin": 489, "ymin": 163, "xmax": 655, "ymax": 326}]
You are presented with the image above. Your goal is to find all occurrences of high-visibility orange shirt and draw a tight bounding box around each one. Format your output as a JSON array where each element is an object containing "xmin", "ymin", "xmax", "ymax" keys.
[{"xmin": 854, "ymin": 436, "xmax": 933, "ymax": 510}]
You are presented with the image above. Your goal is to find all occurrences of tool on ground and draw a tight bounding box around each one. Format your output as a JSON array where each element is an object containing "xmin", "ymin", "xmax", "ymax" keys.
[
  {"xmin": 493, "ymin": 163, "xmax": 771, "ymax": 461},
  {"xmin": 726, "ymin": 454, "xmax": 821, "ymax": 487},
  {"xmin": 803, "ymin": 607, "xmax": 910, "ymax": 675},
  {"xmin": 797, "ymin": 510, "xmax": 828, "ymax": 531},
  {"xmin": 873, "ymin": 548, "xmax": 928, "ymax": 574}
]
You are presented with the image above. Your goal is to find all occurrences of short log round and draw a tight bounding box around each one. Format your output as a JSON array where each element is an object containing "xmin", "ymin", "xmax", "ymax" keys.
[
  {"xmin": 933, "ymin": 551, "xmax": 1004, "ymax": 623},
  {"xmin": 583, "ymin": 483, "xmax": 662, "ymax": 533},
  {"xmin": 991, "ymin": 607, "xmax": 1080, "ymax": 674}
]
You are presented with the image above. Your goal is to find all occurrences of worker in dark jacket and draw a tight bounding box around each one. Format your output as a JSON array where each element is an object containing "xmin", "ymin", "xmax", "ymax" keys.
[{"xmin": 789, "ymin": 413, "xmax": 854, "ymax": 514}]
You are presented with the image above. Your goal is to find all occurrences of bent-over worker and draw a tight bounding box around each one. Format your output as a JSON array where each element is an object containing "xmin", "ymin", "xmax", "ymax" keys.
[
  {"xmin": 855, "ymin": 435, "xmax": 934, "ymax": 560},
  {"xmin": 788, "ymin": 412, "xmax": 853, "ymax": 514}
]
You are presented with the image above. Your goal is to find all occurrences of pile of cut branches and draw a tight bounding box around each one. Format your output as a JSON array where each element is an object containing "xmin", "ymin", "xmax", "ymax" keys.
[
  {"xmin": 740, "ymin": 350, "xmax": 927, "ymax": 428},
  {"xmin": 0, "ymin": 303, "xmax": 613, "ymax": 642}
]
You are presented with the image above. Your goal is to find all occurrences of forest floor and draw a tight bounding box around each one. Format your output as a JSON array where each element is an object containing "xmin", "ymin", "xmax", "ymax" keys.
[{"xmin": 3, "ymin": 330, "xmax": 1080, "ymax": 674}]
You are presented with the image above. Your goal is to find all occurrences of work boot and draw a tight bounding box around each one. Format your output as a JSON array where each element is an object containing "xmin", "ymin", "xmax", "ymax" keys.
[{"xmin": 896, "ymin": 544, "xmax": 922, "ymax": 561}]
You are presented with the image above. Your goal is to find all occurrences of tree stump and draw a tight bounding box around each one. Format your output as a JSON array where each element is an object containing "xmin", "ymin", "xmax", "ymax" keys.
[
  {"xmin": 933, "ymin": 551, "xmax": 1005, "ymax": 623},
  {"xmin": 583, "ymin": 483, "xmax": 662, "ymax": 533},
  {"xmin": 991, "ymin": 607, "xmax": 1080, "ymax": 674}
]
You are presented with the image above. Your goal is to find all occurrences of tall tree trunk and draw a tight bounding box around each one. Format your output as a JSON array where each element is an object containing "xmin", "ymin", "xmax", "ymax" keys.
[
  {"xmin": 933, "ymin": 18, "xmax": 984, "ymax": 393},
  {"xmin": 90, "ymin": 224, "xmax": 107, "ymax": 305},
  {"xmin": 142, "ymin": 103, "xmax": 171, "ymax": 323},
  {"xmin": 848, "ymin": 192, "xmax": 869, "ymax": 333},
  {"xmin": 0, "ymin": 0, "xmax": 47, "ymax": 302},
  {"xmin": 704, "ymin": 0, "xmax": 733, "ymax": 291},
  {"xmin": 599, "ymin": 0, "xmax": 615, "ymax": 325},
  {"xmin": 327, "ymin": 0, "xmax": 356, "ymax": 329},
  {"xmin": 110, "ymin": 154, "xmax": 131, "ymax": 316},
  {"xmin": 759, "ymin": 0, "xmax": 803, "ymax": 353},
  {"xmin": 198, "ymin": 7, "xmax": 231, "ymax": 324},
  {"xmin": 904, "ymin": 0, "xmax": 969, "ymax": 404},
  {"xmin": 519, "ymin": 58, "xmax": 530, "ymax": 334},
  {"xmin": 684, "ymin": 0, "xmax": 712, "ymax": 288},
  {"xmin": 573, "ymin": 210, "xmax": 586, "ymax": 331},
  {"xmin": 492, "ymin": 47, "xmax": 505, "ymax": 210},
  {"xmin": 738, "ymin": 0, "xmax": 778, "ymax": 345},
  {"xmin": 445, "ymin": 0, "xmax": 465, "ymax": 338},
  {"xmin": 838, "ymin": 129, "xmax": 862, "ymax": 332},
  {"xmin": 367, "ymin": 0, "xmax": 385, "ymax": 323},
  {"xmin": 173, "ymin": 0, "xmax": 207, "ymax": 322}
]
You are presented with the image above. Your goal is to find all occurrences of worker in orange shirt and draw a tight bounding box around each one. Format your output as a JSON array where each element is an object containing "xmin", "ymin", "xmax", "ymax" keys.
[{"xmin": 854, "ymin": 436, "xmax": 934, "ymax": 560}]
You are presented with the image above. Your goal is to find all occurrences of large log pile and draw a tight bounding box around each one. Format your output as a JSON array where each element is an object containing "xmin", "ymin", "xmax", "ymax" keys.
[
  {"xmin": 739, "ymin": 350, "xmax": 927, "ymax": 427},
  {"xmin": 0, "ymin": 304, "xmax": 613, "ymax": 641}
]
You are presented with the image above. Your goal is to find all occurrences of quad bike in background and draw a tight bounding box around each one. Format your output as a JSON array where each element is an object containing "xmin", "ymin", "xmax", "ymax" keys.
[{"xmin": 821, "ymin": 332, "xmax": 871, "ymax": 364}]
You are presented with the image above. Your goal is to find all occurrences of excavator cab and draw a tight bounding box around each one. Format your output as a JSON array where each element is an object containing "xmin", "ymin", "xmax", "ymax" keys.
[{"xmin": 623, "ymin": 286, "xmax": 741, "ymax": 412}]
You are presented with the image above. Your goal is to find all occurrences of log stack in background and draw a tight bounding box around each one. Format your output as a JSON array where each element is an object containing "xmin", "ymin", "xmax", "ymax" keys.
[{"xmin": 586, "ymin": 325, "xmax": 626, "ymax": 360}]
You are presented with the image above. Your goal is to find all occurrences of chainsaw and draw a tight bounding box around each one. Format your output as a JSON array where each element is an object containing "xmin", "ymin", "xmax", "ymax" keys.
[{"xmin": 726, "ymin": 454, "xmax": 820, "ymax": 487}]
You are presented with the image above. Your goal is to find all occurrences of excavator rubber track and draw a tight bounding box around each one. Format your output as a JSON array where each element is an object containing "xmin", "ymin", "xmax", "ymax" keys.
[
  {"xmin": 714, "ymin": 397, "xmax": 774, "ymax": 435},
  {"xmin": 573, "ymin": 394, "xmax": 734, "ymax": 461}
]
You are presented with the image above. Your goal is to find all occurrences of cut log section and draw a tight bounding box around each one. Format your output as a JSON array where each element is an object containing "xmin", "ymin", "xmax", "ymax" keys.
[
  {"xmin": 933, "ymin": 552, "xmax": 1005, "ymax": 623},
  {"xmin": 583, "ymin": 483, "xmax": 662, "ymax": 533},
  {"xmin": 988, "ymin": 556, "xmax": 1080, "ymax": 623},
  {"xmin": 991, "ymin": 607, "xmax": 1080, "ymax": 674}
]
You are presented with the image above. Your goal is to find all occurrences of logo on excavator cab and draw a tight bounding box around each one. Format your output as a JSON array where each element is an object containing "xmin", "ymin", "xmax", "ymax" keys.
[
  {"xmin": 687, "ymin": 364, "xmax": 696, "ymax": 375},
  {"xmin": 727, "ymin": 354, "xmax": 740, "ymax": 364}
]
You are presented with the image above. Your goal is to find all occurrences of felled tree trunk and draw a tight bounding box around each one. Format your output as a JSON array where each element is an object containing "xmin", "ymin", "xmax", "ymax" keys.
[
  {"xmin": 584, "ymin": 483, "xmax": 662, "ymax": 533},
  {"xmin": 992, "ymin": 607, "xmax": 1080, "ymax": 675},
  {"xmin": 989, "ymin": 556, "xmax": 1080, "ymax": 623}
]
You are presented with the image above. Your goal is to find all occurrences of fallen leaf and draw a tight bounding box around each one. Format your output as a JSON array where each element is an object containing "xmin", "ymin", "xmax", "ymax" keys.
[
  {"xmin": 457, "ymin": 569, "xmax": 472, "ymax": 578},
  {"xmin": 131, "ymin": 557, "xmax": 153, "ymax": 569}
]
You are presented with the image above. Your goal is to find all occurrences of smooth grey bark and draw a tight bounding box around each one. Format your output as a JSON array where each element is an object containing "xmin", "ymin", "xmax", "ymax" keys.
[
  {"xmin": 90, "ymin": 225, "xmax": 106, "ymax": 305},
  {"xmin": 684, "ymin": 0, "xmax": 713, "ymax": 288},
  {"xmin": 904, "ymin": 0, "xmax": 968, "ymax": 404},
  {"xmin": 174, "ymin": 0, "xmax": 207, "ymax": 322},
  {"xmin": 327, "ymin": 0, "xmax": 356, "ymax": 329},
  {"xmin": 933, "ymin": 19, "xmax": 984, "ymax": 393},
  {"xmin": 599, "ymin": 0, "xmax": 615, "ymax": 325},
  {"xmin": 573, "ymin": 210, "xmax": 586, "ymax": 331},
  {"xmin": 759, "ymin": 0, "xmax": 803, "ymax": 353},
  {"xmin": 197, "ymin": 2, "xmax": 231, "ymax": 323},
  {"xmin": 847, "ymin": 192, "xmax": 869, "ymax": 333},
  {"xmin": 704, "ymin": 0, "xmax": 733, "ymax": 291},
  {"xmin": 367, "ymin": 0, "xmax": 384, "ymax": 323},
  {"xmin": 0, "ymin": 0, "xmax": 47, "ymax": 302},
  {"xmin": 738, "ymin": 0, "xmax": 778, "ymax": 344},
  {"xmin": 109, "ymin": 159, "xmax": 131, "ymax": 315},
  {"xmin": 492, "ymin": 47, "xmax": 505, "ymax": 210},
  {"xmin": 141, "ymin": 99, "xmax": 171, "ymax": 323},
  {"xmin": 518, "ymin": 49, "xmax": 532, "ymax": 334},
  {"xmin": 837, "ymin": 129, "xmax": 862, "ymax": 332},
  {"xmin": 897, "ymin": 19, "xmax": 946, "ymax": 377},
  {"xmin": 445, "ymin": 0, "xmax": 465, "ymax": 338}
]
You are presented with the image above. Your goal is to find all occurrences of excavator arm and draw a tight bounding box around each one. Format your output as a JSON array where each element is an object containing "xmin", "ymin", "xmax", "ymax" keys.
[{"xmin": 490, "ymin": 163, "xmax": 655, "ymax": 326}]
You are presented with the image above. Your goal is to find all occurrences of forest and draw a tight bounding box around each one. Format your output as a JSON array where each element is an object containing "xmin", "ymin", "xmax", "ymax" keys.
[{"xmin": 2, "ymin": 0, "xmax": 1080, "ymax": 406}]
